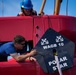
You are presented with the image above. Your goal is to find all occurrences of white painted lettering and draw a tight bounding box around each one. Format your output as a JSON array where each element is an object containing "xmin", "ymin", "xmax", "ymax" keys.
[
  {"xmin": 63, "ymin": 56, "xmax": 67, "ymax": 61},
  {"xmin": 59, "ymin": 56, "xmax": 67, "ymax": 62},
  {"xmin": 48, "ymin": 60, "xmax": 56, "ymax": 66},
  {"xmin": 60, "ymin": 58, "xmax": 64, "ymax": 62},
  {"xmin": 53, "ymin": 66, "xmax": 57, "ymax": 71},
  {"xmin": 60, "ymin": 64, "xmax": 64, "ymax": 68},
  {"xmin": 43, "ymin": 44, "xmax": 57, "ymax": 49},
  {"xmin": 43, "ymin": 46, "xmax": 47, "ymax": 49},
  {"xmin": 63, "ymin": 63, "xmax": 68, "ymax": 67},
  {"xmin": 58, "ymin": 42, "xmax": 64, "ymax": 46}
]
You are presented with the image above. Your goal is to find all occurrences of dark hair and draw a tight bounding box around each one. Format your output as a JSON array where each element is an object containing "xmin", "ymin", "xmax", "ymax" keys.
[
  {"xmin": 14, "ymin": 35, "xmax": 26, "ymax": 44},
  {"xmin": 21, "ymin": 7, "xmax": 37, "ymax": 16}
]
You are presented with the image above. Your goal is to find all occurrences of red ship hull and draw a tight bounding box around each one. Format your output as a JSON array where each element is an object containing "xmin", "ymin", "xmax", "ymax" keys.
[{"xmin": 0, "ymin": 15, "xmax": 76, "ymax": 75}]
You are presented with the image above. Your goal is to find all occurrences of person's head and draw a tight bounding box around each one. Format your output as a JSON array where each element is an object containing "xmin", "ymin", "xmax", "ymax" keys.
[
  {"xmin": 13, "ymin": 35, "xmax": 27, "ymax": 50},
  {"xmin": 20, "ymin": 0, "xmax": 33, "ymax": 16}
]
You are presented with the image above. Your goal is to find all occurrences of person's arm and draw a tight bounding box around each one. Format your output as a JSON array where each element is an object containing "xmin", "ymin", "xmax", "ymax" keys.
[{"xmin": 10, "ymin": 49, "xmax": 37, "ymax": 62}]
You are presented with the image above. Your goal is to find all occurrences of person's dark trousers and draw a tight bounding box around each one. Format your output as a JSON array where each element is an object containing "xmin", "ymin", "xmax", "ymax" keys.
[{"xmin": 0, "ymin": 55, "xmax": 7, "ymax": 62}]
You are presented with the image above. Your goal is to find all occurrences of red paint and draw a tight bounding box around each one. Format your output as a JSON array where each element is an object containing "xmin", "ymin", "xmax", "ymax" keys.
[{"xmin": 0, "ymin": 15, "xmax": 76, "ymax": 75}]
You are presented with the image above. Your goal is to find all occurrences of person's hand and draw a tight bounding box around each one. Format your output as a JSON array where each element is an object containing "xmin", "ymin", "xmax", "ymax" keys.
[
  {"xmin": 25, "ymin": 57, "xmax": 36, "ymax": 62},
  {"xmin": 38, "ymin": 12, "xmax": 44, "ymax": 16},
  {"xmin": 30, "ymin": 57, "xmax": 36, "ymax": 61}
]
